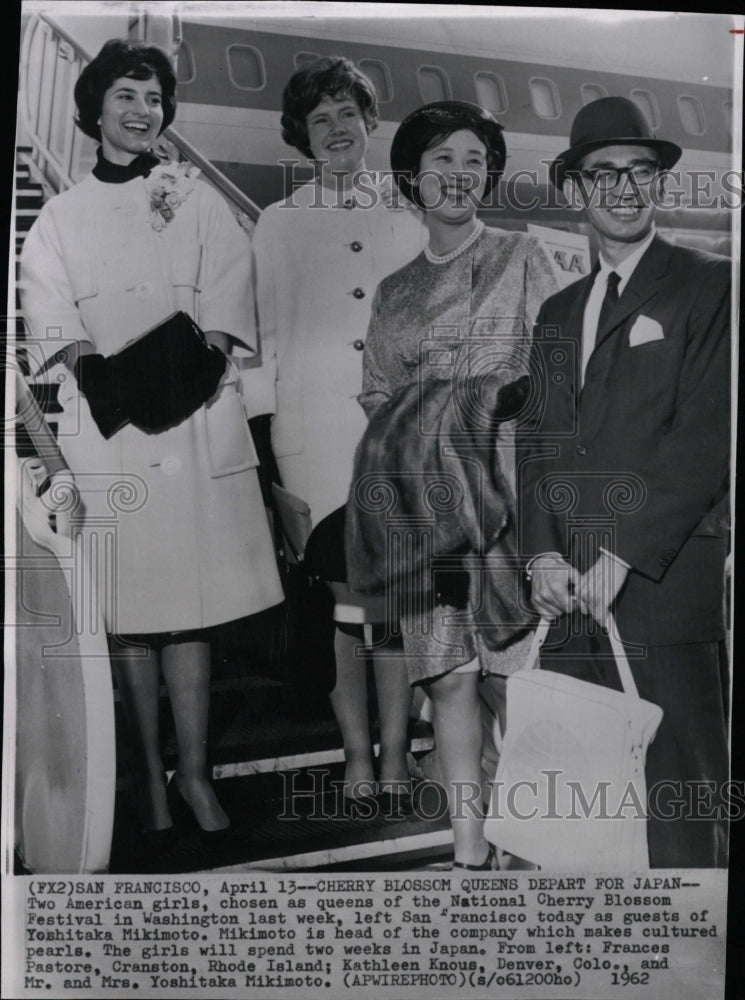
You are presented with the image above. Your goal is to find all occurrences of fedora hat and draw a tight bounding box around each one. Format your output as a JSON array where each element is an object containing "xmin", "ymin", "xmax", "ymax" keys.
[
  {"xmin": 390, "ymin": 100, "xmax": 506, "ymax": 206},
  {"xmin": 550, "ymin": 96, "xmax": 682, "ymax": 188}
]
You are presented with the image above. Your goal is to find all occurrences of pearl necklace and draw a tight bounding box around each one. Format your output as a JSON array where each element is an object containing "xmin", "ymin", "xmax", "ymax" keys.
[{"xmin": 424, "ymin": 220, "xmax": 485, "ymax": 265}]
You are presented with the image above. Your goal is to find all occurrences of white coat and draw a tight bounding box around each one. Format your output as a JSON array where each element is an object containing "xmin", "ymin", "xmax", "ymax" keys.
[
  {"xmin": 20, "ymin": 170, "xmax": 284, "ymax": 634},
  {"xmin": 246, "ymin": 179, "xmax": 426, "ymax": 526}
]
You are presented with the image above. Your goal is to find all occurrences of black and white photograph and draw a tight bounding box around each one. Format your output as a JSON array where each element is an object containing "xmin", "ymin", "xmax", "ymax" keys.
[{"xmin": 2, "ymin": 3, "xmax": 742, "ymax": 997}]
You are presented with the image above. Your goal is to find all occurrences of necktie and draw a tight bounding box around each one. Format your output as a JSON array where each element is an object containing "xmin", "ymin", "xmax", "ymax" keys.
[{"xmin": 597, "ymin": 270, "xmax": 621, "ymax": 336}]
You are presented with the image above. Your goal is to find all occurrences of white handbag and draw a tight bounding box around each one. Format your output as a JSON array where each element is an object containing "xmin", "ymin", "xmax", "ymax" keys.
[{"xmin": 484, "ymin": 615, "xmax": 663, "ymax": 870}]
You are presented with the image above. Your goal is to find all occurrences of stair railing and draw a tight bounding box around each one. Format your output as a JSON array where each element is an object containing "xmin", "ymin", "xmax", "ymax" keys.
[{"xmin": 18, "ymin": 10, "xmax": 261, "ymax": 222}]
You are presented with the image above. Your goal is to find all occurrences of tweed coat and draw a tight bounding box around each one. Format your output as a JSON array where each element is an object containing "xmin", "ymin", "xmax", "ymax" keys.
[{"xmin": 358, "ymin": 225, "xmax": 558, "ymax": 679}]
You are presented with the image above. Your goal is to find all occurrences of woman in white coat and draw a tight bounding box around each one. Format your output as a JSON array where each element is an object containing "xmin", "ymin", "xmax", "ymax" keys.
[
  {"xmin": 20, "ymin": 40, "xmax": 283, "ymax": 845},
  {"xmin": 249, "ymin": 58, "xmax": 425, "ymax": 804}
]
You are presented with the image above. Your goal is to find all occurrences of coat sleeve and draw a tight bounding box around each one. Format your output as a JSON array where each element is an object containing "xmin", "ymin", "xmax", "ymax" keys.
[
  {"xmin": 196, "ymin": 184, "xmax": 256, "ymax": 356},
  {"xmin": 611, "ymin": 257, "xmax": 731, "ymax": 579},
  {"xmin": 19, "ymin": 202, "xmax": 95, "ymax": 377},
  {"xmin": 516, "ymin": 298, "xmax": 568, "ymax": 561},
  {"xmin": 359, "ymin": 285, "xmax": 395, "ymax": 418},
  {"xmin": 239, "ymin": 208, "xmax": 279, "ymax": 419},
  {"xmin": 524, "ymin": 237, "xmax": 561, "ymax": 331},
  {"xmin": 499, "ymin": 238, "xmax": 562, "ymax": 493}
]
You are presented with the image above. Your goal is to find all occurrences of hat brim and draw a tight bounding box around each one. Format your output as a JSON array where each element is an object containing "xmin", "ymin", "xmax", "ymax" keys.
[
  {"xmin": 550, "ymin": 137, "xmax": 683, "ymax": 189},
  {"xmin": 390, "ymin": 101, "xmax": 505, "ymax": 195},
  {"xmin": 391, "ymin": 120, "xmax": 505, "ymax": 176},
  {"xmin": 391, "ymin": 124, "xmax": 505, "ymax": 205}
]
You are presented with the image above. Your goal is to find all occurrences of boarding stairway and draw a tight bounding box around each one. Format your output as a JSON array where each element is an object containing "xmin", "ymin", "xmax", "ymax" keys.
[{"xmin": 13, "ymin": 11, "xmax": 451, "ymax": 876}]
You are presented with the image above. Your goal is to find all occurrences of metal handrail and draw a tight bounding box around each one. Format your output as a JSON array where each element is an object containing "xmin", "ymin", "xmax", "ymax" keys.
[
  {"xmin": 19, "ymin": 16, "xmax": 80, "ymax": 190},
  {"xmin": 20, "ymin": 11, "xmax": 261, "ymax": 221},
  {"xmin": 15, "ymin": 370, "xmax": 70, "ymax": 480},
  {"xmin": 162, "ymin": 129, "xmax": 261, "ymax": 222}
]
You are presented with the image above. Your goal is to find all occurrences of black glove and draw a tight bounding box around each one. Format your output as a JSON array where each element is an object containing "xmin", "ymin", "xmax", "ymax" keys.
[{"xmin": 73, "ymin": 352, "xmax": 129, "ymax": 439}]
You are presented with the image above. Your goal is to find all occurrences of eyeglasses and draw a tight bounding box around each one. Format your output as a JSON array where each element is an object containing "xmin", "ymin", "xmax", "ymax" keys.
[{"xmin": 576, "ymin": 162, "xmax": 660, "ymax": 190}]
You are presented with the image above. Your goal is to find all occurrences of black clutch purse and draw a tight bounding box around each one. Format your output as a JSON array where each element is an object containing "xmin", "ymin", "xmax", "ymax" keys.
[{"xmin": 109, "ymin": 311, "xmax": 226, "ymax": 434}]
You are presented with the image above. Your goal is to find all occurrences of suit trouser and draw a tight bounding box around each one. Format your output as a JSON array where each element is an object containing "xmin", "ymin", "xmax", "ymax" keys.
[{"xmin": 540, "ymin": 618, "xmax": 729, "ymax": 868}]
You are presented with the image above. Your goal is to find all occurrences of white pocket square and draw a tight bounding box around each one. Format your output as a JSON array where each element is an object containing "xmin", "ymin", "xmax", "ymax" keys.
[{"xmin": 629, "ymin": 316, "xmax": 665, "ymax": 346}]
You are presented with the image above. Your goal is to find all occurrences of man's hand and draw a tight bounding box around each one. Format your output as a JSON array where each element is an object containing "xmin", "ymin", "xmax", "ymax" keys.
[
  {"xmin": 577, "ymin": 551, "xmax": 630, "ymax": 625},
  {"xmin": 528, "ymin": 552, "xmax": 582, "ymax": 618}
]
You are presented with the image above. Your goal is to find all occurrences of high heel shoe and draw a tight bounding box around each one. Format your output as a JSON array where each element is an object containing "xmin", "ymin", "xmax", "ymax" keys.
[
  {"xmin": 452, "ymin": 843, "xmax": 498, "ymax": 871},
  {"xmin": 167, "ymin": 775, "xmax": 234, "ymax": 844},
  {"xmin": 166, "ymin": 775, "xmax": 196, "ymax": 830}
]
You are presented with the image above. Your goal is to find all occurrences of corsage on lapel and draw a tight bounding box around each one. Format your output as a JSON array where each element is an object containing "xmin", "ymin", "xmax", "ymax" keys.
[
  {"xmin": 144, "ymin": 162, "xmax": 200, "ymax": 231},
  {"xmin": 629, "ymin": 315, "xmax": 665, "ymax": 347}
]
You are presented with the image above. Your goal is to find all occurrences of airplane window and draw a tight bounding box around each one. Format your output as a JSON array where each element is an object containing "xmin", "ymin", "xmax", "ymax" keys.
[
  {"xmin": 474, "ymin": 72, "xmax": 507, "ymax": 115},
  {"xmin": 678, "ymin": 95, "xmax": 706, "ymax": 136},
  {"xmin": 630, "ymin": 89, "xmax": 661, "ymax": 131},
  {"xmin": 227, "ymin": 44, "xmax": 266, "ymax": 90},
  {"xmin": 294, "ymin": 51, "xmax": 321, "ymax": 69},
  {"xmin": 581, "ymin": 83, "xmax": 607, "ymax": 105},
  {"xmin": 175, "ymin": 40, "xmax": 196, "ymax": 85},
  {"xmin": 722, "ymin": 99, "xmax": 733, "ymax": 135},
  {"xmin": 359, "ymin": 59, "xmax": 392, "ymax": 102},
  {"xmin": 529, "ymin": 77, "xmax": 561, "ymax": 120},
  {"xmin": 418, "ymin": 66, "xmax": 452, "ymax": 103}
]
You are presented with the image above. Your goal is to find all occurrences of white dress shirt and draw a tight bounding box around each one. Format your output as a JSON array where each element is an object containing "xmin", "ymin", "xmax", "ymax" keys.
[{"xmin": 580, "ymin": 228, "xmax": 656, "ymax": 385}]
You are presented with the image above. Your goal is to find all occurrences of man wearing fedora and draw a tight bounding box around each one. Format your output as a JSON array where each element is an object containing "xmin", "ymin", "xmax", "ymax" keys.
[{"xmin": 519, "ymin": 97, "xmax": 731, "ymax": 867}]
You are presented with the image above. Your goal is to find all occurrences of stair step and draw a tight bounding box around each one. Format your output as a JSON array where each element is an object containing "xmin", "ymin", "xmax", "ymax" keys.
[
  {"xmin": 112, "ymin": 671, "xmax": 438, "ymax": 871},
  {"xmin": 118, "ymin": 673, "xmax": 434, "ymax": 778},
  {"xmin": 15, "ymin": 212, "xmax": 39, "ymax": 232},
  {"xmin": 16, "ymin": 151, "xmax": 58, "ymax": 203},
  {"xmin": 16, "ymin": 168, "xmax": 41, "ymax": 185},
  {"xmin": 15, "ymin": 197, "xmax": 43, "ymax": 215},
  {"xmin": 109, "ymin": 764, "xmax": 452, "ymax": 874},
  {"xmin": 16, "ymin": 187, "xmax": 44, "ymax": 206}
]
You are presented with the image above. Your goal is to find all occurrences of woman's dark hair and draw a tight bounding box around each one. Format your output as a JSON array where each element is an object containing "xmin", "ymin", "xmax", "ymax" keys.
[
  {"xmin": 74, "ymin": 38, "xmax": 177, "ymax": 142},
  {"xmin": 390, "ymin": 101, "xmax": 506, "ymax": 208},
  {"xmin": 281, "ymin": 56, "xmax": 378, "ymax": 159}
]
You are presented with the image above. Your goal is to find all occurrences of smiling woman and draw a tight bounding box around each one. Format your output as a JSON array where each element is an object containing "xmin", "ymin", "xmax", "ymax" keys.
[
  {"xmin": 305, "ymin": 96, "xmax": 371, "ymax": 182},
  {"xmin": 98, "ymin": 77, "xmax": 165, "ymax": 164},
  {"xmin": 247, "ymin": 56, "xmax": 425, "ymax": 806},
  {"xmin": 73, "ymin": 38, "xmax": 176, "ymax": 149},
  {"xmin": 357, "ymin": 100, "xmax": 559, "ymax": 870},
  {"xmin": 416, "ymin": 129, "xmax": 489, "ymax": 249},
  {"xmin": 20, "ymin": 37, "xmax": 283, "ymax": 856}
]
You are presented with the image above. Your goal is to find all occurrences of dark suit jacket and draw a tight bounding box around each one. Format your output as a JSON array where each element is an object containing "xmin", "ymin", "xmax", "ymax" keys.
[{"xmin": 518, "ymin": 235, "xmax": 730, "ymax": 646}]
